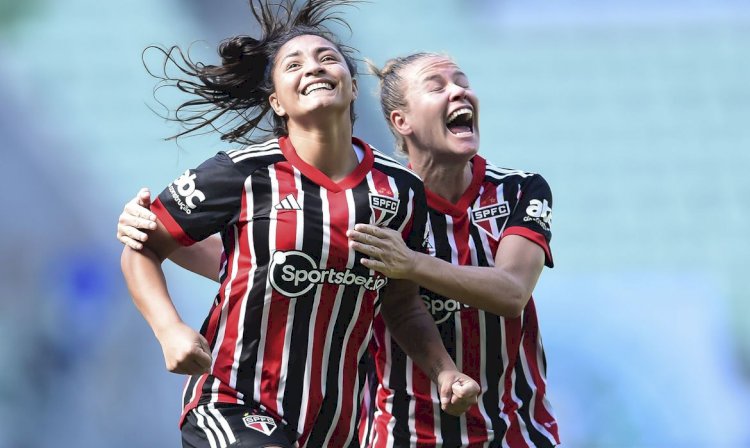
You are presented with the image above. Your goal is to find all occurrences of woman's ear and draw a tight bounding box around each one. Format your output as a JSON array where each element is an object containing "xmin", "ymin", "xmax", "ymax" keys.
[
  {"xmin": 390, "ymin": 109, "xmax": 411, "ymax": 137},
  {"xmin": 269, "ymin": 92, "xmax": 286, "ymax": 117}
]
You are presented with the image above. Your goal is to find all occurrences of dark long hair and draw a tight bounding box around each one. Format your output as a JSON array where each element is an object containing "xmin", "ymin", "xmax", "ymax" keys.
[{"xmin": 145, "ymin": 0, "xmax": 360, "ymax": 144}]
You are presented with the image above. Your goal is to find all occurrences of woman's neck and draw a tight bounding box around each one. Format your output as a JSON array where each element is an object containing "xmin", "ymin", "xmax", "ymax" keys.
[
  {"xmin": 409, "ymin": 151, "xmax": 473, "ymax": 204},
  {"xmin": 287, "ymin": 118, "xmax": 357, "ymax": 182}
]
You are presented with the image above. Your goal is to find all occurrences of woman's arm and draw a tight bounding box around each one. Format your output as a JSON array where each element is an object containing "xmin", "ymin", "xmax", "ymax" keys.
[
  {"xmin": 379, "ymin": 278, "xmax": 480, "ymax": 415},
  {"xmin": 349, "ymin": 224, "xmax": 545, "ymax": 317},
  {"xmin": 121, "ymin": 218, "xmax": 213, "ymax": 374},
  {"xmin": 118, "ymin": 188, "xmax": 222, "ymax": 283}
]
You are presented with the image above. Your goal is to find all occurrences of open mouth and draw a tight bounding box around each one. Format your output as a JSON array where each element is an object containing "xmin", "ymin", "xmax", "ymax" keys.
[
  {"xmin": 302, "ymin": 82, "xmax": 334, "ymax": 96},
  {"xmin": 446, "ymin": 107, "xmax": 474, "ymax": 136}
]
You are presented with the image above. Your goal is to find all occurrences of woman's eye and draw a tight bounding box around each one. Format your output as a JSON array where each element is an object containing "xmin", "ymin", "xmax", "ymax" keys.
[
  {"xmin": 286, "ymin": 62, "xmax": 300, "ymax": 70},
  {"xmin": 322, "ymin": 55, "xmax": 336, "ymax": 62}
]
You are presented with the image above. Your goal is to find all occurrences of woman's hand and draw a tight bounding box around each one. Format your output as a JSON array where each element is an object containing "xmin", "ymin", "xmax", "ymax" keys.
[
  {"xmin": 117, "ymin": 187, "xmax": 157, "ymax": 250},
  {"xmin": 156, "ymin": 321, "xmax": 213, "ymax": 375},
  {"xmin": 436, "ymin": 370, "xmax": 481, "ymax": 416},
  {"xmin": 347, "ymin": 224, "xmax": 418, "ymax": 279}
]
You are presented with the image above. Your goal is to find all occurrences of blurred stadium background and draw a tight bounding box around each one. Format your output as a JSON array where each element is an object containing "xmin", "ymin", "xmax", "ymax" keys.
[{"xmin": 1, "ymin": 0, "xmax": 749, "ymax": 446}]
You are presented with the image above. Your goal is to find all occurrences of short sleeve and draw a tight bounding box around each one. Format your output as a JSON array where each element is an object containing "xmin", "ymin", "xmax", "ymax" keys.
[
  {"xmin": 152, "ymin": 152, "xmax": 245, "ymax": 245},
  {"xmin": 502, "ymin": 174, "xmax": 554, "ymax": 267}
]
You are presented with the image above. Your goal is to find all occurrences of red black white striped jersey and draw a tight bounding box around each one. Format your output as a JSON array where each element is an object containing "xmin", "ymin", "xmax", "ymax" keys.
[
  {"xmin": 363, "ymin": 155, "xmax": 560, "ymax": 447},
  {"xmin": 150, "ymin": 136, "xmax": 427, "ymax": 448}
]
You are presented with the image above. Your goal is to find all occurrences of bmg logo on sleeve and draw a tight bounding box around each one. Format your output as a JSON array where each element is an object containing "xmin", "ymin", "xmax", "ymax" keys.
[{"xmin": 168, "ymin": 170, "xmax": 205, "ymax": 214}]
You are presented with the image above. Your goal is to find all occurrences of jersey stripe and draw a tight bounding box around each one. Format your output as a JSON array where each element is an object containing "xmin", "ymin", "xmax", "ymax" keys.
[{"xmin": 366, "ymin": 156, "xmax": 558, "ymax": 447}]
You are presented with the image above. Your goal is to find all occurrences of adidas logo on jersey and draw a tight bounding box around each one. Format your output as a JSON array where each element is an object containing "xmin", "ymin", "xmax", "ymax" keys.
[{"xmin": 274, "ymin": 194, "xmax": 301, "ymax": 211}]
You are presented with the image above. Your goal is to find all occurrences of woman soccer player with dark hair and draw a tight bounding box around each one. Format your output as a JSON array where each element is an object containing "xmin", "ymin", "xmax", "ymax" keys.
[
  {"xmin": 122, "ymin": 52, "xmax": 561, "ymax": 447},
  {"xmin": 120, "ymin": 2, "xmax": 479, "ymax": 447}
]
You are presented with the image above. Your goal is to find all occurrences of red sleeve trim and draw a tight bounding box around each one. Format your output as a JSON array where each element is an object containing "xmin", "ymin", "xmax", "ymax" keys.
[
  {"xmin": 152, "ymin": 197, "xmax": 197, "ymax": 246},
  {"xmin": 503, "ymin": 226, "xmax": 554, "ymax": 268}
]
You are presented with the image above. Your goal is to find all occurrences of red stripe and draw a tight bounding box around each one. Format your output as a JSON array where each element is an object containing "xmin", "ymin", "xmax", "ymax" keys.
[
  {"xmin": 500, "ymin": 316, "xmax": 528, "ymax": 447},
  {"xmin": 259, "ymin": 163, "xmax": 298, "ymax": 416},
  {"xmin": 204, "ymin": 227, "xmax": 236, "ymax": 348},
  {"xmin": 151, "ymin": 198, "xmax": 196, "ymax": 246},
  {"xmin": 521, "ymin": 300, "xmax": 560, "ymax": 443},
  {"xmin": 299, "ymin": 189, "xmax": 348, "ymax": 443},
  {"xmin": 411, "ymin": 354, "xmax": 437, "ymax": 445},
  {"xmin": 330, "ymin": 290, "xmax": 374, "ymax": 447},
  {"xmin": 178, "ymin": 374, "xmax": 209, "ymax": 427},
  {"xmin": 460, "ymin": 308, "xmax": 488, "ymax": 444},
  {"xmin": 321, "ymin": 189, "xmax": 357, "ymax": 446},
  {"xmin": 213, "ymin": 186, "xmax": 253, "ymax": 385},
  {"xmin": 370, "ymin": 317, "xmax": 396, "ymax": 447},
  {"xmin": 503, "ymin": 226, "xmax": 553, "ymax": 267}
]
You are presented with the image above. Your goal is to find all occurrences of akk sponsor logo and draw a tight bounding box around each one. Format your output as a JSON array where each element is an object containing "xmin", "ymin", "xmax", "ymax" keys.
[
  {"xmin": 369, "ymin": 193, "xmax": 400, "ymax": 226},
  {"xmin": 168, "ymin": 170, "xmax": 205, "ymax": 214},
  {"xmin": 421, "ymin": 292, "xmax": 470, "ymax": 324},
  {"xmin": 471, "ymin": 201, "xmax": 510, "ymax": 223},
  {"xmin": 269, "ymin": 250, "xmax": 388, "ymax": 297},
  {"xmin": 242, "ymin": 414, "xmax": 277, "ymax": 436},
  {"xmin": 524, "ymin": 198, "xmax": 552, "ymax": 231}
]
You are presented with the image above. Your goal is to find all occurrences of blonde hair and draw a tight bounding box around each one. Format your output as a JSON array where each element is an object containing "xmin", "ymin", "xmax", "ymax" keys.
[{"xmin": 367, "ymin": 52, "xmax": 446, "ymax": 156}]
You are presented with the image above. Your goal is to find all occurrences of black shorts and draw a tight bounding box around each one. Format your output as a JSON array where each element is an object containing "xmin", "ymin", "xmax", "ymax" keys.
[{"xmin": 181, "ymin": 403, "xmax": 297, "ymax": 448}]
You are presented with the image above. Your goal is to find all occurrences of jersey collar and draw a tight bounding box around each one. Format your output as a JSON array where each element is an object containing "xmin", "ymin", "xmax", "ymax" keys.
[
  {"xmin": 423, "ymin": 155, "xmax": 486, "ymax": 217},
  {"xmin": 279, "ymin": 136, "xmax": 374, "ymax": 192}
]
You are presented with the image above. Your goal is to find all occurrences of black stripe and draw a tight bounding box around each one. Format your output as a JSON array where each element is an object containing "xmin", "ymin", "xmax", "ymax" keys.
[
  {"xmin": 235, "ymin": 168, "xmax": 273, "ymax": 399},
  {"xmin": 482, "ymin": 314, "xmax": 508, "ymax": 441},
  {"xmin": 182, "ymin": 375, "xmax": 202, "ymax": 409},
  {"xmin": 513, "ymin": 354, "xmax": 555, "ymax": 447},
  {"xmin": 281, "ymin": 174, "xmax": 324, "ymax": 430},
  {"xmin": 305, "ymin": 284, "xmax": 361, "ymax": 446}
]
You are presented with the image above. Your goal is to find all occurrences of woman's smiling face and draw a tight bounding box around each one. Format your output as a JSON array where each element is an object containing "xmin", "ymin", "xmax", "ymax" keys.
[{"xmin": 268, "ymin": 34, "xmax": 358, "ymax": 124}]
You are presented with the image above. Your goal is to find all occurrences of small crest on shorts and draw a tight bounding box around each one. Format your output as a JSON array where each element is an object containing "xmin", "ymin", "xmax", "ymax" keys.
[{"xmin": 242, "ymin": 413, "xmax": 277, "ymax": 436}]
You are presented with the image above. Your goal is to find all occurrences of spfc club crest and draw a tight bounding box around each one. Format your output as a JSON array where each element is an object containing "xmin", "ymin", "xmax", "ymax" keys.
[
  {"xmin": 369, "ymin": 193, "xmax": 400, "ymax": 227},
  {"xmin": 242, "ymin": 414, "xmax": 277, "ymax": 436}
]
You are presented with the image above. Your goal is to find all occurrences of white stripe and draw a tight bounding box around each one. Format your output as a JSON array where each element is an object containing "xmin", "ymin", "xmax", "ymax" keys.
[
  {"xmin": 277, "ymin": 168, "xmax": 304, "ymax": 415},
  {"xmin": 212, "ymin": 223, "xmax": 241, "ymax": 394},
  {"xmin": 467, "ymin": 231, "xmax": 495, "ymax": 441},
  {"xmin": 372, "ymin": 154, "xmax": 422, "ymax": 182},
  {"xmin": 507, "ymin": 328, "xmax": 534, "ymax": 447},
  {"xmin": 194, "ymin": 406, "xmax": 219, "ymax": 448},
  {"xmin": 231, "ymin": 147, "xmax": 283, "ymax": 164},
  {"xmin": 407, "ymin": 354, "xmax": 417, "ymax": 447},
  {"xmin": 197, "ymin": 405, "xmax": 228, "ymax": 448},
  {"xmin": 226, "ymin": 138, "xmax": 278, "ymax": 154},
  {"xmin": 365, "ymin": 173, "xmax": 378, "ymax": 225},
  {"xmin": 342, "ymin": 288, "xmax": 373, "ymax": 447},
  {"xmin": 369, "ymin": 322, "xmax": 395, "ymax": 447},
  {"xmin": 288, "ymin": 194, "xmax": 301, "ymax": 210},
  {"xmin": 518, "ymin": 337, "xmax": 557, "ymax": 445},
  {"xmin": 382, "ymin": 176, "xmax": 402, "ymax": 228},
  {"xmin": 497, "ymin": 318, "xmax": 513, "ymax": 441},
  {"xmin": 230, "ymin": 178, "xmax": 258, "ymax": 390},
  {"xmin": 484, "ymin": 167, "xmax": 533, "ymax": 181},
  {"xmin": 226, "ymin": 140, "xmax": 279, "ymax": 158},
  {"xmin": 207, "ymin": 403, "xmax": 237, "ymax": 445},
  {"xmin": 454, "ymin": 313, "xmax": 471, "ymax": 447},
  {"xmin": 477, "ymin": 312, "xmax": 495, "ymax": 442},
  {"xmin": 321, "ymin": 190, "xmax": 367, "ymax": 445},
  {"xmin": 254, "ymin": 165, "xmax": 280, "ymax": 404}
]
